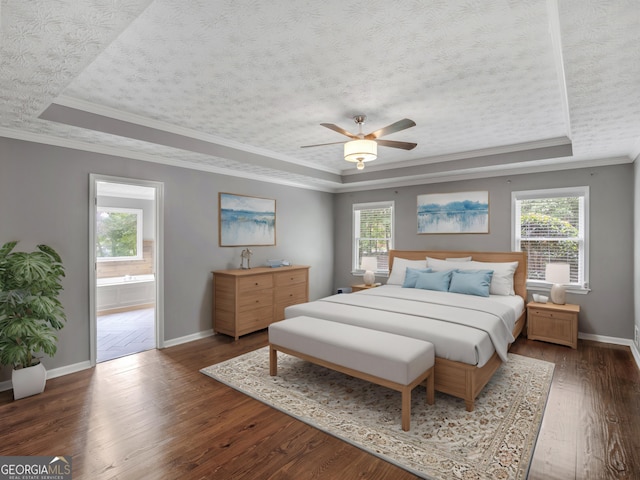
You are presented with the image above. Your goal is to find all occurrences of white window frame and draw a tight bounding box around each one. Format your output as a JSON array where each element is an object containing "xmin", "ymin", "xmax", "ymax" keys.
[
  {"xmin": 511, "ymin": 186, "xmax": 589, "ymax": 294},
  {"xmin": 96, "ymin": 206, "xmax": 144, "ymax": 262},
  {"xmin": 352, "ymin": 201, "xmax": 395, "ymax": 275}
]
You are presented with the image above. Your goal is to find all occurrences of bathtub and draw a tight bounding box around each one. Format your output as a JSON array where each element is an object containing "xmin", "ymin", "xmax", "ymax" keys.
[{"xmin": 97, "ymin": 274, "xmax": 155, "ymax": 313}]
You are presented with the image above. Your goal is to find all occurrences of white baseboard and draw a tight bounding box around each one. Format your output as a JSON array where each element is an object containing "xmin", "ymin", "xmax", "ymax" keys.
[
  {"xmin": 4, "ymin": 331, "xmax": 631, "ymax": 394},
  {"xmin": 162, "ymin": 329, "xmax": 214, "ymax": 348},
  {"xmin": 0, "ymin": 360, "xmax": 92, "ymax": 393},
  {"xmin": 578, "ymin": 332, "xmax": 640, "ymax": 371}
]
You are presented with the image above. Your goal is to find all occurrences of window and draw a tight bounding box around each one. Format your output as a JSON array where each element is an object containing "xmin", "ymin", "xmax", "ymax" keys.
[
  {"xmin": 352, "ymin": 201, "xmax": 394, "ymax": 274},
  {"xmin": 512, "ymin": 187, "xmax": 589, "ymax": 291},
  {"xmin": 96, "ymin": 207, "xmax": 143, "ymax": 261}
]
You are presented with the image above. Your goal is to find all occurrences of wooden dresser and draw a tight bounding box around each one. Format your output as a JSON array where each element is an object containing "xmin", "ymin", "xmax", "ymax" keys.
[{"xmin": 212, "ymin": 265, "xmax": 310, "ymax": 340}]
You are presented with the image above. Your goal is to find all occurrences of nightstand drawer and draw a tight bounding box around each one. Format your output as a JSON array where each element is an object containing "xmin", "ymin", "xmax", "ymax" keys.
[{"xmin": 529, "ymin": 309, "xmax": 574, "ymax": 322}]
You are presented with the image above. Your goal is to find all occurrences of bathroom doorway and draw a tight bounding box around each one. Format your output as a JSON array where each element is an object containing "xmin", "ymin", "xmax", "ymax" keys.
[{"xmin": 89, "ymin": 175, "xmax": 164, "ymax": 364}]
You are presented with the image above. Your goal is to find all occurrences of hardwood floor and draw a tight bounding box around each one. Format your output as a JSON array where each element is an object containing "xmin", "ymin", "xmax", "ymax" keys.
[{"xmin": 1, "ymin": 332, "xmax": 638, "ymax": 479}]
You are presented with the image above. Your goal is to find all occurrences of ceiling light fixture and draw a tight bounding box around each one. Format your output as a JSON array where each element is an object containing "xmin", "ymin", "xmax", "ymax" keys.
[{"xmin": 344, "ymin": 139, "xmax": 377, "ymax": 170}]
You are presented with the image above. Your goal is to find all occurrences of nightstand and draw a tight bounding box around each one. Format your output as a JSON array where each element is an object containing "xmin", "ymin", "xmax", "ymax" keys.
[
  {"xmin": 351, "ymin": 283, "xmax": 380, "ymax": 293},
  {"xmin": 527, "ymin": 301, "xmax": 580, "ymax": 349}
]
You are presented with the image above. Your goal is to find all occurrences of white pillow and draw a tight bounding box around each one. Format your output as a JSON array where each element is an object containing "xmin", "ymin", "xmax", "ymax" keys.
[
  {"xmin": 387, "ymin": 258, "xmax": 428, "ymax": 285},
  {"xmin": 426, "ymin": 258, "xmax": 518, "ymax": 295},
  {"xmin": 467, "ymin": 261, "xmax": 518, "ymax": 295},
  {"xmin": 426, "ymin": 257, "xmax": 470, "ymax": 269},
  {"xmin": 445, "ymin": 256, "xmax": 472, "ymax": 262}
]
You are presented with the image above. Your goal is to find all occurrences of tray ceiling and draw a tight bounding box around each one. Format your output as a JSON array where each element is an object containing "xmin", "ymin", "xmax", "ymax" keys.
[{"xmin": 1, "ymin": 0, "xmax": 638, "ymax": 192}]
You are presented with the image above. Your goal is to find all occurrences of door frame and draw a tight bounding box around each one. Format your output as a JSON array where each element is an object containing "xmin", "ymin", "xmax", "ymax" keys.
[{"xmin": 89, "ymin": 174, "xmax": 165, "ymax": 366}]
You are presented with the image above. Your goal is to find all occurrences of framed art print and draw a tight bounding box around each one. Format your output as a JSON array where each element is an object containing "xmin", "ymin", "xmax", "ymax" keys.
[
  {"xmin": 417, "ymin": 191, "xmax": 489, "ymax": 234},
  {"xmin": 219, "ymin": 193, "xmax": 276, "ymax": 246}
]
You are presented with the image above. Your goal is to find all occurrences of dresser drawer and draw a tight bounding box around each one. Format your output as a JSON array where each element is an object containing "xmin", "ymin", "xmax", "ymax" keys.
[
  {"xmin": 238, "ymin": 274, "xmax": 273, "ymax": 293},
  {"xmin": 275, "ymin": 282, "xmax": 307, "ymax": 303},
  {"xmin": 238, "ymin": 289, "xmax": 273, "ymax": 312},
  {"xmin": 237, "ymin": 306, "xmax": 273, "ymax": 333},
  {"xmin": 274, "ymin": 269, "xmax": 307, "ymax": 287}
]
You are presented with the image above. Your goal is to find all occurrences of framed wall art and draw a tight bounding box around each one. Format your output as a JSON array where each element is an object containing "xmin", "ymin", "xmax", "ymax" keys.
[
  {"xmin": 417, "ymin": 191, "xmax": 489, "ymax": 234},
  {"xmin": 219, "ymin": 193, "xmax": 276, "ymax": 246}
]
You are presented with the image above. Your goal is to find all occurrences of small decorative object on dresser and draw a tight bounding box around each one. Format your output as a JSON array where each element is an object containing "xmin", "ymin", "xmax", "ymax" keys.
[
  {"xmin": 527, "ymin": 301, "xmax": 579, "ymax": 349},
  {"xmin": 212, "ymin": 265, "xmax": 309, "ymax": 340}
]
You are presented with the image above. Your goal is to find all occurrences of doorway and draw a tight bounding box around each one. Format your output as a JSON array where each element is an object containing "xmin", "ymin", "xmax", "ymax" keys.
[{"xmin": 89, "ymin": 175, "xmax": 164, "ymax": 365}]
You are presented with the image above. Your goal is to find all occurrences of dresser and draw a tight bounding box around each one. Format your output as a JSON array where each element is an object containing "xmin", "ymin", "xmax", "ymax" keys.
[
  {"xmin": 212, "ymin": 265, "xmax": 310, "ymax": 340},
  {"xmin": 527, "ymin": 301, "xmax": 580, "ymax": 349}
]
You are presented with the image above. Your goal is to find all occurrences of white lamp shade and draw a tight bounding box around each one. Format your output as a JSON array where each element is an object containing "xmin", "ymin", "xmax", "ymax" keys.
[
  {"xmin": 360, "ymin": 256, "xmax": 378, "ymax": 272},
  {"xmin": 545, "ymin": 263, "xmax": 570, "ymax": 284},
  {"xmin": 545, "ymin": 263, "xmax": 570, "ymax": 304},
  {"xmin": 344, "ymin": 139, "xmax": 377, "ymax": 163},
  {"xmin": 360, "ymin": 256, "xmax": 377, "ymax": 285}
]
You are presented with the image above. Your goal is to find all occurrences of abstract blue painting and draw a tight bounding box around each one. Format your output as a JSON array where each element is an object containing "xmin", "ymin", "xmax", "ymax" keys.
[
  {"xmin": 417, "ymin": 191, "xmax": 489, "ymax": 234},
  {"xmin": 219, "ymin": 193, "xmax": 276, "ymax": 246}
]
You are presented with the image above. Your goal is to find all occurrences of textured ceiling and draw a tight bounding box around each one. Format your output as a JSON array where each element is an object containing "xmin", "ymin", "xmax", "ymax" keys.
[{"xmin": 1, "ymin": 0, "xmax": 639, "ymax": 192}]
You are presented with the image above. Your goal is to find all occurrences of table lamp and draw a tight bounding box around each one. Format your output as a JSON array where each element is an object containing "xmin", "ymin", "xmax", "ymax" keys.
[
  {"xmin": 545, "ymin": 263, "xmax": 570, "ymax": 305},
  {"xmin": 360, "ymin": 257, "xmax": 378, "ymax": 286}
]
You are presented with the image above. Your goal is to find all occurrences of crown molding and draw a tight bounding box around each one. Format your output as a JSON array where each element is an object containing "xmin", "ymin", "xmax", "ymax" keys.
[
  {"xmin": 0, "ymin": 128, "xmax": 336, "ymax": 193},
  {"xmin": 53, "ymin": 95, "xmax": 340, "ymax": 175}
]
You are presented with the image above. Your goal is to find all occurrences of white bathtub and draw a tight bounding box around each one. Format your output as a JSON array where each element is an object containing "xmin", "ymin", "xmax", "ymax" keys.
[{"xmin": 97, "ymin": 274, "xmax": 155, "ymax": 313}]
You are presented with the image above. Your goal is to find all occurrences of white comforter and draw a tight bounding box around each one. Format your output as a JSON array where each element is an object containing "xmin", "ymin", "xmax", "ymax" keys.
[{"xmin": 284, "ymin": 285, "xmax": 522, "ymax": 367}]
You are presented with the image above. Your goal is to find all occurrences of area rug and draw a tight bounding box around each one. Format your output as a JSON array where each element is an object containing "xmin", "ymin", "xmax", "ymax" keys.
[{"xmin": 201, "ymin": 347, "xmax": 554, "ymax": 480}]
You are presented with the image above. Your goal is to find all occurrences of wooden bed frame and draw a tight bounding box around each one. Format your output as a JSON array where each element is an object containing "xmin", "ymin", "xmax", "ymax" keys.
[{"xmin": 388, "ymin": 249, "xmax": 528, "ymax": 411}]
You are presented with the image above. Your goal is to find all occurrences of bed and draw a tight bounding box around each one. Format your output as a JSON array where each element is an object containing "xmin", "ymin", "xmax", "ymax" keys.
[{"xmin": 285, "ymin": 250, "xmax": 527, "ymax": 411}]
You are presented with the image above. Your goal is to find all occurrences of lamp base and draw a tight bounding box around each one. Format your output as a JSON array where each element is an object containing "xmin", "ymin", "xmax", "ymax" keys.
[
  {"xmin": 549, "ymin": 284, "xmax": 566, "ymax": 305},
  {"xmin": 363, "ymin": 270, "xmax": 375, "ymax": 286}
]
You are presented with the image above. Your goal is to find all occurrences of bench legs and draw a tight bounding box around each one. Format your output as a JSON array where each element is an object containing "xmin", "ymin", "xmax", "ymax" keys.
[
  {"xmin": 270, "ymin": 344, "xmax": 434, "ymax": 432},
  {"xmin": 402, "ymin": 367, "xmax": 435, "ymax": 431},
  {"xmin": 269, "ymin": 345, "xmax": 277, "ymax": 376}
]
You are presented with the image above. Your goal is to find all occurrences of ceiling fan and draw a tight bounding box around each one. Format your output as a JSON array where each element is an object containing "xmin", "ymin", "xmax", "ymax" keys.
[{"xmin": 301, "ymin": 115, "xmax": 417, "ymax": 170}]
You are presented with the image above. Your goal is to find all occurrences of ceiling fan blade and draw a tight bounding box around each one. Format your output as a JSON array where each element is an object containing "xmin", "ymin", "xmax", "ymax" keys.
[
  {"xmin": 375, "ymin": 139, "xmax": 417, "ymax": 150},
  {"xmin": 300, "ymin": 141, "xmax": 346, "ymax": 148},
  {"xmin": 365, "ymin": 118, "xmax": 416, "ymax": 139},
  {"xmin": 320, "ymin": 123, "xmax": 358, "ymax": 139}
]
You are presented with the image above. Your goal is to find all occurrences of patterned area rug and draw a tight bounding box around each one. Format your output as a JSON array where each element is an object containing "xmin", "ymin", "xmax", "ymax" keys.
[{"xmin": 201, "ymin": 347, "xmax": 554, "ymax": 480}]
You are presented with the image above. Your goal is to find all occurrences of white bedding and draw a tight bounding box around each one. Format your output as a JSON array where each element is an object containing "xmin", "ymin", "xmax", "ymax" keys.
[{"xmin": 284, "ymin": 285, "xmax": 525, "ymax": 367}]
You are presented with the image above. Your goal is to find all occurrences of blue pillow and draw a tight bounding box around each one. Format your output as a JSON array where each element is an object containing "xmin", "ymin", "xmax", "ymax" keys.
[
  {"xmin": 448, "ymin": 270, "xmax": 494, "ymax": 297},
  {"xmin": 414, "ymin": 270, "xmax": 454, "ymax": 292},
  {"xmin": 402, "ymin": 267, "xmax": 433, "ymax": 288}
]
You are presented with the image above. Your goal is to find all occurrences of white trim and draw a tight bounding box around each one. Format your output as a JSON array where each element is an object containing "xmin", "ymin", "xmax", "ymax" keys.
[
  {"xmin": 512, "ymin": 186, "xmax": 589, "ymax": 289},
  {"xmin": 0, "ymin": 127, "xmax": 334, "ymax": 193},
  {"xmin": 352, "ymin": 201, "xmax": 395, "ymax": 273},
  {"xmin": 0, "ymin": 361, "xmax": 92, "ymax": 393},
  {"xmin": 578, "ymin": 333, "xmax": 640, "ymax": 371},
  {"xmin": 162, "ymin": 329, "xmax": 215, "ymax": 348},
  {"xmin": 546, "ymin": 0, "xmax": 573, "ymax": 140},
  {"xmin": 90, "ymin": 175, "xmax": 165, "ymax": 364},
  {"xmin": 0, "ymin": 126, "xmax": 634, "ymax": 194}
]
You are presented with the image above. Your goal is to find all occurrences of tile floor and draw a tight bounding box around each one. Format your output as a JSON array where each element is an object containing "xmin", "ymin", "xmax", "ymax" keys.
[{"xmin": 97, "ymin": 308, "xmax": 155, "ymax": 363}]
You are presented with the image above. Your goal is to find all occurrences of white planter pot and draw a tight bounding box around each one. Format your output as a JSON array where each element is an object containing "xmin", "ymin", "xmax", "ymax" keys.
[{"xmin": 12, "ymin": 363, "xmax": 47, "ymax": 400}]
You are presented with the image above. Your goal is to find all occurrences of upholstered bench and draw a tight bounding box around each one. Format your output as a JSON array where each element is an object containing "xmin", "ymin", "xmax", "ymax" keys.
[{"xmin": 268, "ymin": 316, "xmax": 435, "ymax": 431}]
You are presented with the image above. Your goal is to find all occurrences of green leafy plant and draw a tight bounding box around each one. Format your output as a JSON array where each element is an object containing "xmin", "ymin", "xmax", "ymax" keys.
[{"xmin": 0, "ymin": 241, "xmax": 66, "ymax": 369}]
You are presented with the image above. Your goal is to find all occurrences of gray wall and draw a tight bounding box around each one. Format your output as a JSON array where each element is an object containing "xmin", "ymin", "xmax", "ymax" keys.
[
  {"xmin": 0, "ymin": 137, "xmax": 334, "ymax": 380},
  {"xmin": 334, "ymin": 164, "xmax": 634, "ymax": 340}
]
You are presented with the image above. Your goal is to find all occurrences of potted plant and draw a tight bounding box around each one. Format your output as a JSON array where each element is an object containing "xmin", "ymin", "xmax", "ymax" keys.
[{"xmin": 0, "ymin": 241, "xmax": 66, "ymax": 400}]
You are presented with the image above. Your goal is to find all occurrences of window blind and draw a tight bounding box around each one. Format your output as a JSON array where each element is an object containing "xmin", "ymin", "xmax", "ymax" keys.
[{"xmin": 353, "ymin": 201, "xmax": 394, "ymax": 272}]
